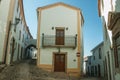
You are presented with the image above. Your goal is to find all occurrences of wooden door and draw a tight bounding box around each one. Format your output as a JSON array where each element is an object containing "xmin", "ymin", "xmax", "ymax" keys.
[
  {"xmin": 56, "ymin": 29, "xmax": 64, "ymax": 45},
  {"xmin": 54, "ymin": 54, "xmax": 65, "ymax": 72}
]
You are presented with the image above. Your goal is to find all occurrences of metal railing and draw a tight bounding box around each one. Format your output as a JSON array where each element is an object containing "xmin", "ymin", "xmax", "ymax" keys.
[{"xmin": 42, "ymin": 34, "xmax": 77, "ymax": 48}]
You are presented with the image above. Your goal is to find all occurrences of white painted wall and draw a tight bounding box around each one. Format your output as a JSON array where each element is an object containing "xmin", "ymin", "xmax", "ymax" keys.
[
  {"xmin": 39, "ymin": 6, "xmax": 80, "ymax": 69},
  {"xmin": 0, "ymin": 0, "xmax": 11, "ymax": 63},
  {"xmin": 1, "ymin": 0, "xmax": 32, "ymax": 64},
  {"xmin": 91, "ymin": 42, "xmax": 104, "ymax": 77},
  {"xmin": 40, "ymin": 48, "xmax": 78, "ymax": 68},
  {"xmin": 99, "ymin": 0, "xmax": 118, "ymax": 79},
  {"xmin": 40, "ymin": 6, "xmax": 77, "ymax": 36}
]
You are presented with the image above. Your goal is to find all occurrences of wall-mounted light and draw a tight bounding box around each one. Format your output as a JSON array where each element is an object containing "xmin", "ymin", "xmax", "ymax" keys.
[
  {"xmin": 66, "ymin": 27, "xmax": 68, "ymax": 30},
  {"xmin": 52, "ymin": 27, "xmax": 54, "ymax": 30},
  {"xmin": 15, "ymin": 18, "xmax": 20, "ymax": 25}
]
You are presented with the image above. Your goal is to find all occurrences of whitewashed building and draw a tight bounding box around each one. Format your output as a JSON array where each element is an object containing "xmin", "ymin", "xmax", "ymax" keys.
[
  {"xmin": 85, "ymin": 56, "xmax": 92, "ymax": 76},
  {"xmin": 98, "ymin": 0, "xmax": 120, "ymax": 80},
  {"xmin": 91, "ymin": 42, "xmax": 104, "ymax": 77},
  {"xmin": 37, "ymin": 2, "xmax": 84, "ymax": 77},
  {"xmin": 85, "ymin": 42, "xmax": 104, "ymax": 77},
  {"xmin": 0, "ymin": 0, "xmax": 32, "ymax": 65}
]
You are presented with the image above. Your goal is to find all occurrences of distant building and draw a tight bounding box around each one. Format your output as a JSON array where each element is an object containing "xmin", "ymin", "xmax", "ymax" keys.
[
  {"xmin": 0, "ymin": 0, "xmax": 32, "ymax": 64},
  {"xmin": 37, "ymin": 2, "xmax": 84, "ymax": 77},
  {"xmin": 85, "ymin": 42, "xmax": 104, "ymax": 77},
  {"xmin": 85, "ymin": 56, "xmax": 92, "ymax": 76},
  {"xmin": 91, "ymin": 42, "xmax": 104, "ymax": 77},
  {"xmin": 98, "ymin": 0, "xmax": 120, "ymax": 80}
]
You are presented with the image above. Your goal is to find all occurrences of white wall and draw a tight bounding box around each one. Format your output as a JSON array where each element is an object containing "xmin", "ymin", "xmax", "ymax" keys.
[
  {"xmin": 92, "ymin": 43, "xmax": 104, "ymax": 77},
  {"xmin": 4, "ymin": 0, "xmax": 32, "ymax": 64},
  {"xmin": 40, "ymin": 48, "xmax": 78, "ymax": 68},
  {"xmin": 100, "ymin": 0, "xmax": 117, "ymax": 79},
  {"xmin": 40, "ymin": 6, "xmax": 77, "ymax": 36},
  {"xmin": 0, "ymin": 0, "xmax": 11, "ymax": 62},
  {"xmin": 39, "ymin": 6, "xmax": 79, "ymax": 69}
]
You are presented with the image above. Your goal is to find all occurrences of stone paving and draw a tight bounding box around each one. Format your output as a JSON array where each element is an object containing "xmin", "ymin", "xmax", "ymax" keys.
[
  {"xmin": 0, "ymin": 60, "xmax": 78, "ymax": 80},
  {"xmin": 0, "ymin": 60, "xmax": 103, "ymax": 80},
  {"xmin": 80, "ymin": 77, "xmax": 103, "ymax": 80}
]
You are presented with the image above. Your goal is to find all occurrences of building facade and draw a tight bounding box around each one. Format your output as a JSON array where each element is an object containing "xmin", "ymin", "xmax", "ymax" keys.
[
  {"xmin": 98, "ymin": 0, "xmax": 120, "ymax": 80},
  {"xmin": 37, "ymin": 2, "xmax": 84, "ymax": 77},
  {"xmin": 0, "ymin": 0, "xmax": 32, "ymax": 65},
  {"xmin": 85, "ymin": 56, "xmax": 92, "ymax": 76},
  {"xmin": 85, "ymin": 42, "xmax": 104, "ymax": 77}
]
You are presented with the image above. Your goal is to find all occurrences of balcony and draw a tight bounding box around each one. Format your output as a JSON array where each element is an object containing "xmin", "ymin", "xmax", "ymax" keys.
[{"xmin": 42, "ymin": 34, "xmax": 77, "ymax": 48}]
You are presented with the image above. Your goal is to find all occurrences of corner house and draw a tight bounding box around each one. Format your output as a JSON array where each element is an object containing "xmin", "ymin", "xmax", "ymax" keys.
[{"xmin": 36, "ymin": 2, "xmax": 84, "ymax": 77}]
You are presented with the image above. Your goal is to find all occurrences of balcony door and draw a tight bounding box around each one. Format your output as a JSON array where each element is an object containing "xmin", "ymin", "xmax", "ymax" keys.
[{"xmin": 56, "ymin": 29, "xmax": 64, "ymax": 45}]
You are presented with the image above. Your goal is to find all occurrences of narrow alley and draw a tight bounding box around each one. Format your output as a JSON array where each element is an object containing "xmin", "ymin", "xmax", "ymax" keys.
[{"xmin": 0, "ymin": 60, "xmax": 101, "ymax": 80}]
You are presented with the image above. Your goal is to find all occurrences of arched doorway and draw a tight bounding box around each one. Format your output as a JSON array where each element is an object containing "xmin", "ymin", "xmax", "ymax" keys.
[{"xmin": 25, "ymin": 45, "xmax": 36, "ymax": 59}]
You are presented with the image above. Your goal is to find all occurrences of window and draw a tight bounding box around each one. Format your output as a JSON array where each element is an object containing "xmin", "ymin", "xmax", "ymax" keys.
[
  {"xmin": 94, "ymin": 56, "xmax": 95, "ymax": 60},
  {"xmin": 17, "ymin": 2, "xmax": 19, "ymax": 13},
  {"xmin": 99, "ymin": 48, "xmax": 102, "ymax": 59},
  {"xmin": 89, "ymin": 56, "xmax": 91, "ymax": 65},
  {"xmin": 93, "ymin": 52, "xmax": 95, "ymax": 60},
  {"xmin": 19, "ymin": 31, "xmax": 21, "ymax": 40},
  {"xmin": 114, "ymin": 34, "xmax": 120, "ymax": 68},
  {"xmin": 104, "ymin": 23, "xmax": 108, "ymax": 40},
  {"xmin": 22, "ymin": 34, "xmax": 24, "ymax": 42}
]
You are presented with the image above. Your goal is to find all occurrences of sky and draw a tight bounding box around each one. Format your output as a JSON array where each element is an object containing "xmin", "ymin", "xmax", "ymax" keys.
[{"xmin": 23, "ymin": 0, "xmax": 103, "ymax": 57}]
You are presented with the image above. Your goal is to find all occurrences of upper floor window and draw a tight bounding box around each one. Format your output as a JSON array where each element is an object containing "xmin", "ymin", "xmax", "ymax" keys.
[
  {"xmin": 56, "ymin": 28, "xmax": 64, "ymax": 45},
  {"xmin": 22, "ymin": 34, "xmax": 24, "ymax": 42},
  {"xmin": 99, "ymin": 48, "xmax": 102, "ymax": 59},
  {"xmin": 17, "ymin": 2, "xmax": 19, "ymax": 13},
  {"xmin": 93, "ymin": 52, "xmax": 95, "ymax": 60},
  {"xmin": 19, "ymin": 31, "xmax": 21, "ymax": 40}
]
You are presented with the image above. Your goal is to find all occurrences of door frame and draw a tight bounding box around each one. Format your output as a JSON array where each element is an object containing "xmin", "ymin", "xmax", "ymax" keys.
[{"xmin": 52, "ymin": 52, "xmax": 67, "ymax": 72}]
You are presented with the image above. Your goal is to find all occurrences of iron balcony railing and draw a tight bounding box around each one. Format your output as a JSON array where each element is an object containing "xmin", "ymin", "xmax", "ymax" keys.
[{"xmin": 42, "ymin": 34, "xmax": 77, "ymax": 48}]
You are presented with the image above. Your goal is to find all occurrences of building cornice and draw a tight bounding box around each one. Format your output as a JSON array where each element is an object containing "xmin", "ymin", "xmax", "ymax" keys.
[
  {"xmin": 108, "ymin": 12, "xmax": 120, "ymax": 30},
  {"xmin": 37, "ymin": 2, "xmax": 80, "ymax": 11},
  {"xmin": 19, "ymin": 0, "xmax": 33, "ymax": 38},
  {"xmin": 91, "ymin": 41, "xmax": 104, "ymax": 52}
]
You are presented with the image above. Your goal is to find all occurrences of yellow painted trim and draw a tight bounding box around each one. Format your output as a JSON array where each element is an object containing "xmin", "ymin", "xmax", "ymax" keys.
[
  {"xmin": 55, "ymin": 27, "xmax": 65, "ymax": 29},
  {"xmin": 2, "ymin": 0, "xmax": 16, "ymax": 63},
  {"xmin": 77, "ymin": 10, "xmax": 81, "ymax": 76},
  {"xmin": 38, "ymin": 64, "xmax": 52, "ymax": 72},
  {"xmin": 67, "ymin": 68, "xmax": 80, "ymax": 77},
  {"xmin": 37, "ymin": 10, "xmax": 41, "ymax": 66},
  {"xmin": 18, "ymin": 0, "xmax": 32, "ymax": 38},
  {"xmin": 37, "ymin": 2, "xmax": 80, "ymax": 11}
]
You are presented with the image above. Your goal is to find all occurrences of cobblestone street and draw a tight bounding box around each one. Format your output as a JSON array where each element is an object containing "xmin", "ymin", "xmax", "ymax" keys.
[
  {"xmin": 0, "ymin": 60, "xmax": 76, "ymax": 80},
  {"xmin": 0, "ymin": 60, "xmax": 102, "ymax": 80}
]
